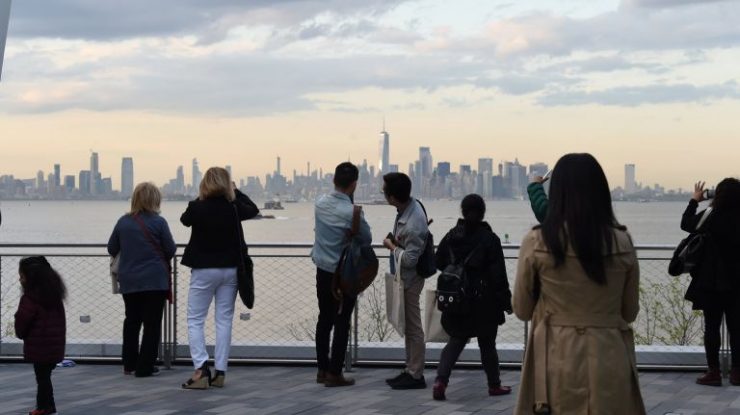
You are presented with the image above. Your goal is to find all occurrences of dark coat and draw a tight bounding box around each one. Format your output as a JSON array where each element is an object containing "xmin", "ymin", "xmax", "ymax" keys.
[
  {"xmin": 435, "ymin": 220, "xmax": 512, "ymax": 338},
  {"xmin": 680, "ymin": 199, "xmax": 740, "ymax": 309},
  {"xmin": 181, "ymin": 189, "xmax": 259, "ymax": 269},
  {"xmin": 15, "ymin": 294, "xmax": 66, "ymax": 364}
]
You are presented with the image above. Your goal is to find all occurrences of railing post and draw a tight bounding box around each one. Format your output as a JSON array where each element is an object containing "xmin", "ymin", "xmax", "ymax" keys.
[
  {"xmin": 721, "ymin": 317, "xmax": 729, "ymax": 378},
  {"xmin": 353, "ymin": 294, "xmax": 359, "ymax": 365},
  {"xmin": 172, "ymin": 256, "xmax": 178, "ymax": 364},
  {"xmin": 0, "ymin": 254, "xmax": 3, "ymax": 353}
]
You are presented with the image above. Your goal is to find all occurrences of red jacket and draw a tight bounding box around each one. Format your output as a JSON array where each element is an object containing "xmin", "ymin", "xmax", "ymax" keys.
[{"xmin": 14, "ymin": 294, "xmax": 66, "ymax": 363}]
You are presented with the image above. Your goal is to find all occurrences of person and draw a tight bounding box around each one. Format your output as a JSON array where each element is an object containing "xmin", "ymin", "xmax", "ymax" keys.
[
  {"xmin": 107, "ymin": 182, "xmax": 176, "ymax": 378},
  {"xmin": 311, "ymin": 162, "xmax": 371, "ymax": 387},
  {"xmin": 432, "ymin": 194, "xmax": 512, "ymax": 401},
  {"xmin": 527, "ymin": 175, "xmax": 549, "ymax": 223},
  {"xmin": 180, "ymin": 167, "xmax": 259, "ymax": 389},
  {"xmin": 681, "ymin": 178, "xmax": 740, "ymax": 386},
  {"xmin": 513, "ymin": 153, "xmax": 645, "ymax": 414},
  {"xmin": 14, "ymin": 256, "xmax": 67, "ymax": 415},
  {"xmin": 382, "ymin": 172, "xmax": 428, "ymax": 390}
]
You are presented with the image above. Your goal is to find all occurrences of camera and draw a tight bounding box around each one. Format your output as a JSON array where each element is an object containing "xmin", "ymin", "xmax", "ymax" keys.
[{"xmin": 703, "ymin": 189, "xmax": 715, "ymax": 199}]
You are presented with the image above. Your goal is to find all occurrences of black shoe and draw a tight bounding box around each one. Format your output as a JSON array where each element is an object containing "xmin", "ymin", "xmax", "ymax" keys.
[
  {"xmin": 135, "ymin": 367, "xmax": 160, "ymax": 378},
  {"xmin": 391, "ymin": 375, "xmax": 426, "ymax": 390},
  {"xmin": 386, "ymin": 371, "xmax": 409, "ymax": 386}
]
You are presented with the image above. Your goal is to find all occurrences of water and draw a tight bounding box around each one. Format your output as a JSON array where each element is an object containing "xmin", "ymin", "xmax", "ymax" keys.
[{"xmin": 0, "ymin": 199, "xmax": 696, "ymax": 246}]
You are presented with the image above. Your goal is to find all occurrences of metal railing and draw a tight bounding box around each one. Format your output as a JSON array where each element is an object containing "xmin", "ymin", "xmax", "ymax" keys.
[{"xmin": 0, "ymin": 243, "xmax": 727, "ymax": 372}]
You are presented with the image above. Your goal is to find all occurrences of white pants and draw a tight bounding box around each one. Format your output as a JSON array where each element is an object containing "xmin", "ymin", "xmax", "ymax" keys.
[{"xmin": 187, "ymin": 267, "xmax": 238, "ymax": 372}]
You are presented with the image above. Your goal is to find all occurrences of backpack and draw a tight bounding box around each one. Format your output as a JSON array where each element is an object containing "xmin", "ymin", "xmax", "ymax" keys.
[
  {"xmin": 668, "ymin": 208, "xmax": 712, "ymax": 276},
  {"xmin": 435, "ymin": 245, "xmax": 480, "ymax": 314},
  {"xmin": 415, "ymin": 201, "xmax": 437, "ymax": 278},
  {"xmin": 335, "ymin": 206, "xmax": 379, "ymax": 297}
]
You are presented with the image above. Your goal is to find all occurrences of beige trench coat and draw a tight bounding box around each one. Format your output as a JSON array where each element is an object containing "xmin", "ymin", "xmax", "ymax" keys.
[{"xmin": 513, "ymin": 228, "xmax": 646, "ymax": 415}]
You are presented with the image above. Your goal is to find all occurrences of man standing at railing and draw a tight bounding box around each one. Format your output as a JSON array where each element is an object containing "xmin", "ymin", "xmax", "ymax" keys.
[{"xmin": 311, "ymin": 162, "xmax": 372, "ymax": 387}]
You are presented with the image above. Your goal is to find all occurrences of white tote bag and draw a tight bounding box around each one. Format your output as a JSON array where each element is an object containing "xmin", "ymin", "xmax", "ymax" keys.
[
  {"xmin": 110, "ymin": 255, "xmax": 121, "ymax": 294},
  {"xmin": 386, "ymin": 251, "xmax": 405, "ymax": 336},
  {"xmin": 424, "ymin": 289, "xmax": 449, "ymax": 343}
]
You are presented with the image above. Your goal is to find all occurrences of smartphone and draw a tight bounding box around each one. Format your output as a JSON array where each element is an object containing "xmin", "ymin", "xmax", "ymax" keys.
[
  {"xmin": 542, "ymin": 170, "xmax": 552, "ymax": 182},
  {"xmin": 704, "ymin": 189, "xmax": 715, "ymax": 199}
]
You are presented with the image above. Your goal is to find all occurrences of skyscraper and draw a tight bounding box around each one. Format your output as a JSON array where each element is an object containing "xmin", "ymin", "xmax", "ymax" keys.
[
  {"xmin": 625, "ymin": 164, "xmax": 637, "ymax": 194},
  {"xmin": 478, "ymin": 158, "xmax": 494, "ymax": 198},
  {"xmin": 176, "ymin": 165, "xmax": 185, "ymax": 194},
  {"xmin": 53, "ymin": 164, "xmax": 61, "ymax": 188},
  {"xmin": 379, "ymin": 125, "xmax": 390, "ymax": 174},
  {"xmin": 419, "ymin": 147, "xmax": 433, "ymax": 178},
  {"xmin": 90, "ymin": 152, "xmax": 99, "ymax": 195},
  {"xmin": 79, "ymin": 170, "xmax": 91, "ymax": 195},
  {"xmin": 121, "ymin": 157, "xmax": 134, "ymax": 196},
  {"xmin": 36, "ymin": 170, "xmax": 44, "ymax": 190},
  {"xmin": 192, "ymin": 158, "xmax": 202, "ymax": 193}
]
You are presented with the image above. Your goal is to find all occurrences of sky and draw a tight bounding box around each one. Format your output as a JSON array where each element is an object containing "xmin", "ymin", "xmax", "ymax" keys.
[{"xmin": 1, "ymin": 0, "xmax": 739, "ymax": 190}]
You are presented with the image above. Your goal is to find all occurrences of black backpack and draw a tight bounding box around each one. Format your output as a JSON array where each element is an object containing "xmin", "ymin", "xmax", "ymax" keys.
[
  {"xmin": 435, "ymin": 246, "xmax": 479, "ymax": 314},
  {"xmin": 415, "ymin": 201, "xmax": 436, "ymax": 279}
]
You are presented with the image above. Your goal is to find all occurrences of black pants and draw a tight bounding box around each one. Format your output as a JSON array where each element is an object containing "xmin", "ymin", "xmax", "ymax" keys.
[
  {"xmin": 436, "ymin": 329, "xmax": 501, "ymax": 387},
  {"xmin": 704, "ymin": 297, "xmax": 740, "ymax": 369},
  {"xmin": 315, "ymin": 268, "xmax": 356, "ymax": 375},
  {"xmin": 122, "ymin": 290, "xmax": 167, "ymax": 375},
  {"xmin": 33, "ymin": 363, "xmax": 56, "ymax": 411}
]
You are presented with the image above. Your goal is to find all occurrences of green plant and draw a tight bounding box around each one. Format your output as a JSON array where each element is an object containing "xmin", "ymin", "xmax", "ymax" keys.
[{"xmin": 635, "ymin": 278, "xmax": 702, "ymax": 346}]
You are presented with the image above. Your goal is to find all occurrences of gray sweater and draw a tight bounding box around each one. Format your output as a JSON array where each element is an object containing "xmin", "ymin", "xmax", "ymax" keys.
[{"xmin": 107, "ymin": 213, "xmax": 176, "ymax": 294}]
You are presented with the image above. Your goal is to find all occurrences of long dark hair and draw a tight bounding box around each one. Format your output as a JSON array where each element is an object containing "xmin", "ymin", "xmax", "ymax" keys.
[
  {"xmin": 712, "ymin": 178, "xmax": 740, "ymax": 213},
  {"xmin": 539, "ymin": 153, "xmax": 624, "ymax": 285},
  {"xmin": 19, "ymin": 256, "xmax": 67, "ymax": 308},
  {"xmin": 461, "ymin": 194, "xmax": 486, "ymax": 233}
]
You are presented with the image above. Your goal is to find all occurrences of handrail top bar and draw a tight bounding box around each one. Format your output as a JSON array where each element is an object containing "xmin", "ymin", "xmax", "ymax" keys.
[{"xmin": 0, "ymin": 242, "xmax": 677, "ymax": 250}]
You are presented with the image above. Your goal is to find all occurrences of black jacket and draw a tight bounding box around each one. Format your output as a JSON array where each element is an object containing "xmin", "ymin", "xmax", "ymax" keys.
[
  {"xmin": 680, "ymin": 199, "xmax": 740, "ymax": 308},
  {"xmin": 180, "ymin": 190, "xmax": 259, "ymax": 269},
  {"xmin": 435, "ymin": 220, "xmax": 512, "ymax": 338}
]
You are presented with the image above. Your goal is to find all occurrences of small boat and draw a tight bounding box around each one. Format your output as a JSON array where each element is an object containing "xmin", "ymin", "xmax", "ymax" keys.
[{"xmin": 263, "ymin": 200, "xmax": 284, "ymax": 210}]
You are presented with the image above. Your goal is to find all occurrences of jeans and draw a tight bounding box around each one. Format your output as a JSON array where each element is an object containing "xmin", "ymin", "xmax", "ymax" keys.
[
  {"xmin": 33, "ymin": 363, "xmax": 56, "ymax": 411},
  {"xmin": 404, "ymin": 277, "xmax": 426, "ymax": 378},
  {"xmin": 436, "ymin": 330, "xmax": 501, "ymax": 387},
  {"xmin": 315, "ymin": 268, "xmax": 356, "ymax": 375},
  {"xmin": 122, "ymin": 290, "xmax": 167, "ymax": 375},
  {"xmin": 187, "ymin": 267, "xmax": 238, "ymax": 372},
  {"xmin": 703, "ymin": 296, "xmax": 740, "ymax": 369}
]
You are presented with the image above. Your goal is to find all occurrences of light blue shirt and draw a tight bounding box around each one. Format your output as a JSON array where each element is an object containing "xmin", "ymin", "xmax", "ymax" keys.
[{"xmin": 311, "ymin": 191, "xmax": 372, "ymax": 273}]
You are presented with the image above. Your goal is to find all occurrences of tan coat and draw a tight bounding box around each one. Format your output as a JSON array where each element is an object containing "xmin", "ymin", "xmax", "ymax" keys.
[{"xmin": 513, "ymin": 228, "xmax": 646, "ymax": 415}]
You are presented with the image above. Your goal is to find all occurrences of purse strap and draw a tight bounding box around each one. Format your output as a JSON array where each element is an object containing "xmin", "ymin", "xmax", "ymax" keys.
[
  {"xmin": 233, "ymin": 204, "xmax": 247, "ymax": 270},
  {"xmin": 132, "ymin": 214, "xmax": 171, "ymax": 272}
]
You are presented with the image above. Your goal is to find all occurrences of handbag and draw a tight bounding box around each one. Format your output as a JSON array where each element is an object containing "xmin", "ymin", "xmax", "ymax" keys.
[
  {"xmin": 110, "ymin": 254, "xmax": 120, "ymax": 294},
  {"xmin": 132, "ymin": 214, "xmax": 173, "ymax": 303},
  {"xmin": 334, "ymin": 205, "xmax": 379, "ymax": 297},
  {"xmin": 668, "ymin": 208, "xmax": 712, "ymax": 276},
  {"xmin": 385, "ymin": 251, "xmax": 405, "ymax": 336},
  {"xmin": 233, "ymin": 204, "xmax": 255, "ymax": 309},
  {"xmin": 423, "ymin": 289, "xmax": 449, "ymax": 343},
  {"xmin": 415, "ymin": 200, "xmax": 437, "ymax": 279}
]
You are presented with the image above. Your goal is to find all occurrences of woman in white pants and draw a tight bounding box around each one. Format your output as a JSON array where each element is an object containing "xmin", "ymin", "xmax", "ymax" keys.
[{"xmin": 179, "ymin": 167, "xmax": 259, "ymax": 389}]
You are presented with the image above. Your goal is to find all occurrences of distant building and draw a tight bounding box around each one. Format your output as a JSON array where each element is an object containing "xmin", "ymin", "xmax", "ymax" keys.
[
  {"xmin": 625, "ymin": 164, "xmax": 637, "ymax": 194},
  {"xmin": 121, "ymin": 157, "xmax": 134, "ymax": 196},
  {"xmin": 192, "ymin": 158, "xmax": 202, "ymax": 194},
  {"xmin": 79, "ymin": 170, "xmax": 91, "ymax": 195},
  {"xmin": 478, "ymin": 158, "xmax": 494, "ymax": 198},
  {"xmin": 176, "ymin": 165, "xmax": 185, "ymax": 194},
  {"xmin": 90, "ymin": 152, "xmax": 99, "ymax": 195},
  {"xmin": 64, "ymin": 175, "xmax": 75, "ymax": 192},
  {"xmin": 36, "ymin": 170, "xmax": 44, "ymax": 190},
  {"xmin": 437, "ymin": 162, "xmax": 451, "ymax": 179},
  {"xmin": 419, "ymin": 147, "xmax": 433, "ymax": 179},
  {"xmin": 53, "ymin": 164, "xmax": 61, "ymax": 189},
  {"xmin": 379, "ymin": 128, "xmax": 390, "ymax": 174}
]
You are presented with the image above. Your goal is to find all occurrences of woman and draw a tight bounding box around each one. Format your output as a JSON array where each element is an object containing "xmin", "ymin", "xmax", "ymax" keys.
[
  {"xmin": 681, "ymin": 178, "xmax": 740, "ymax": 386},
  {"xmin": 513, "ymin": 153, "xmax": 645, "ymax": 414},
  {"xmin": 108, "ymin": 182, "xmax": 176, "ymax": 377},
  {"xmin": 180, "ymin": 167, "xmax": 259, "ymax": 389},
  {"xmin": 432, "ymin": 194, "xmax": 512, "ymax": 401}
]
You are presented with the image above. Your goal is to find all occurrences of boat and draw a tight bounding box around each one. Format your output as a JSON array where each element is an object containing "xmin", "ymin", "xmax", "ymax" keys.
[{"xmin": 263, "ymin": 200, "xmax": 285, "ymax": 210}]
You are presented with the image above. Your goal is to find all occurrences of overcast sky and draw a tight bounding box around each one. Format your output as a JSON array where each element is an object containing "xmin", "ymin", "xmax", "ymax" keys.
[{"xmin": 1, "ymin": 0, "xmax": 739, "ymax": 190}]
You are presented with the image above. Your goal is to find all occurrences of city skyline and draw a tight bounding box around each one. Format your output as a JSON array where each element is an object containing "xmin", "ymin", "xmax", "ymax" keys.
[{"xmin": 1, "ymin": 1, "xmax": 739, "ymax": 189}]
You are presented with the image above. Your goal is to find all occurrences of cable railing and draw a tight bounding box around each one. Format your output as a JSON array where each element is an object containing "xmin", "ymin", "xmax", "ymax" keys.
[{"xmin": 0, "ymin": 243, "xmax": 726, "ymax": 373}]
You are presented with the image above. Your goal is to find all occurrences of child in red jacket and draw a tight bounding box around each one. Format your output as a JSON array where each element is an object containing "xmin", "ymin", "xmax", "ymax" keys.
[{"xmin": 14, "ymin": 256, "xmax": 67, "ymax": 415}]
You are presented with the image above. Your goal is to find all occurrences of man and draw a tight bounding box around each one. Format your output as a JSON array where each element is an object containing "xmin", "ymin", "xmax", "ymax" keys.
[
  {"xmin": 382, "ymin": 172, "xmax": 429, "ymax": 390},
  {"xmin": 311, "ymin": 162, "xmax": 371, "ymax": 387}
]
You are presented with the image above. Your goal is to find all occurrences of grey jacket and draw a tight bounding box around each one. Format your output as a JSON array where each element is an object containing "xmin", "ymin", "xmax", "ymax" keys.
[{"xmin": 392, "ymin": 198, "xmax": 429, "ymax": 286}]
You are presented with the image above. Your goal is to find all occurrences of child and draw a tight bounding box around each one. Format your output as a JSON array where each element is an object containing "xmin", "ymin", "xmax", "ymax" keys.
[{"xmin": 14, "ymin": 256, "xmax": 67, "ymax": 415}]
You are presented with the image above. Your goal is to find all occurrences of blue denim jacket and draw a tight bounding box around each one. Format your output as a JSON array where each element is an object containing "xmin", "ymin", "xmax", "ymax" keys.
[
  {"xmin": 391, "ymin": 198, "xmax": 429, "ymax": 285},
  {"xmin": 311, "ymin": 191, "xmax": 372, "ymax": 273}
]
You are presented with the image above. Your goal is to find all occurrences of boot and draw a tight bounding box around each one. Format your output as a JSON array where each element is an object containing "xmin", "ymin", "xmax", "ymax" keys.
[
  {"xmin": 324, "ymin": 373, "xmax": 355, "ymax": 387},
  {"xmin": 730, "ymin": 368, "xmax": 740, "ymax": 386},
  {"xmin": 316, "ymin": 370, "xmax": 327, "ymax": 384},
  {"xmin": 432, "ymin": 379, "xmax": 447, "ymax": 401},
  {"xmin": 696, "ymin": 367, "xmax": 722, "ymax": 387}
]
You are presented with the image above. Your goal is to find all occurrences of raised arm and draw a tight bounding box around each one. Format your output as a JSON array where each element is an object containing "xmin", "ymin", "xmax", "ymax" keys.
[{"xmin": 234, "ymin": 189, "xmax": 260, "ymax": 220}]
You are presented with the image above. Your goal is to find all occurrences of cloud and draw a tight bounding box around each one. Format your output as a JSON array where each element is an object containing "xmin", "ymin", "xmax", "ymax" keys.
[
  {"xmin": 8, "ymin": 0, "xmax": 407, "ymax": 41},
  {"xmin": 621, "ymin": 0, "xmax": 733, "ymax": 9},
  {"xmin": 538, "ymin": 81, "xmax": 740, "ymax": 107}
]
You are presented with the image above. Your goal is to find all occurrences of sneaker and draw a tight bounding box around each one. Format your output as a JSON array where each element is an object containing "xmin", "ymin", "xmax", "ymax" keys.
[
  {"xmin": 489, "ymin": 384, "xmax": 512, "ymax": 396},
  {"xmin": 386, "ymin": 371, "xmax": 409, "ymax": 386},
  {"xmin": 432, "ymin": 380, "xmax": 447, "ymax": 401},
  {"xmin": 696, "ymin": 368, "xmax": 722, "ymax": 387},
  {"xmin": 135, "ymin": 367, "xmax": 160, "ymax": 378},
  {"xmin": 317, "ymin": 370, "xmax": 327, "ymax": 384},
  {"xmin": 324, "ymin": 373, "xmax": 355, "ymax": 387},
  {"xmin": 391, "ymin": 375, "xmax": 426, "ymax": 390},
  {"xmin": 29, "ymin": 409, "xmax": 56, "ymax": 415}
]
